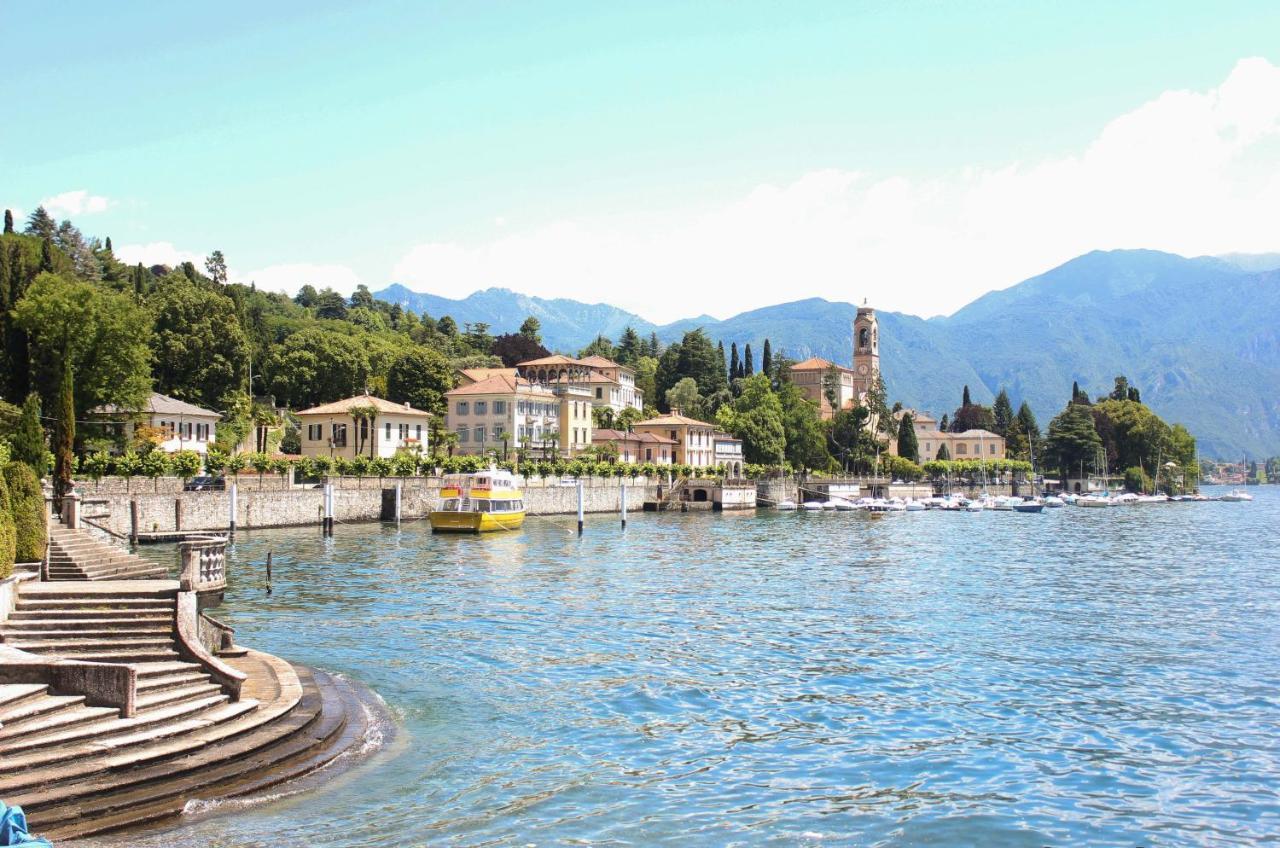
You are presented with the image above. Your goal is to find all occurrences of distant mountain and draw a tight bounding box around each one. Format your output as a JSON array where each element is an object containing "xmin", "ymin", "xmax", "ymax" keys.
[
  {"xmin": 1216, "ymin": 252, "xmax": 1280, "ymax": 274},
  {"xmin": 376, "ymin": 250, "xmax": 1280, "ymax": 458},
  {"xmin": 374, "ymin": 284, "xmax": 659, "ymax": 351}
]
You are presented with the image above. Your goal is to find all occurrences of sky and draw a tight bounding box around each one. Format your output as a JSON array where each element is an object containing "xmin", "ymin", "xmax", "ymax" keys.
[{"xmin": 4, "ymin": 1, "xmax": 1280, "ymax": 323}]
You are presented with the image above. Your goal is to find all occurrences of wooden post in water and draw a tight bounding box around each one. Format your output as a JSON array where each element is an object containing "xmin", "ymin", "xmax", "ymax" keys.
[
  {"xmin": 228, "ymin": 483, "xmax": 238, "ymax": 540},
  {"xmin": 620, "ymin": 481, "xmax": 627, "ymax": 530},
  {"xmin": 577, "ymin": 480, "xmax": 584, "ymax": 536},
  {"xmin": 395, "ymin": 481, "xmax": 403, "ymax": 525},
  {"xmin": 129, "ymin": 499, "xmax": 139, "ymax": 546},
  {"xmin": 265, "ymin": 550, "xmax": 273, "ymax": 595},
  {"xmin": 174, "ymin": 499, "xmax": 183, "ymax": 533}
]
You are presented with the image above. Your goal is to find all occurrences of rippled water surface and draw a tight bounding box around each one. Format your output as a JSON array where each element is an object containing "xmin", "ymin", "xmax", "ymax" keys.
[{"xmin": 98, "ymin": 487, "xmax": 1280, "ymax": 847}]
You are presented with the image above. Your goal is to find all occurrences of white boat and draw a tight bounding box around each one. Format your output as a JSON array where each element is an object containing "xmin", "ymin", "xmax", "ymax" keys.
[
  {"xmin": 1013, "ymin": 499, "xmax": 1045, "ymax": 513},
  {"xmin": 801, "ymin": 501, "xmax": 825, "ymax": 511},
  {"xmin": 1043, "ymin": 496, "xmax": 1065, "ymax": 508},
  {"xmin": 1078, "ymin": 495, "xmax": 1111, "ymax": 508},
  {"xmin": 965, "ymin": 500, "xmax": 984, "ymax": 512},
  {"xmin": 1112, "ymin": 492, "xmax": 1140, "ymax": 506},
  {"xmin": 821, "ymin": 500, "xmax": 838, "ymax": 510},
  {"xmin": 1220, "ymin": 489, "xmax": 1254, "ymax": 502},
  {"xmin": 833, "ymin": 500, "xmax": 859, "ymax": 511},
  {"xmin": 1136, "ymin": 494, "xmax": 1168, "ymax": 504},
  {"xmin": 904, "ymin": 500, "xmax": 926, "ymax": 512},
  {"xmin": 776, "ymin": 500, "xmax": 797, "ymax": 511}
]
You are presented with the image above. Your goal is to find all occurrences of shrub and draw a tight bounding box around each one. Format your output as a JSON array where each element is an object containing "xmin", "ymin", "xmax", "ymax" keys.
[
  {"xmin": 0, "ymin": 473, "xmax": 15, "ymax": 578},
  {"xmin": 4, "ymin": 462, "xmax": 45, "ymax": 563}
]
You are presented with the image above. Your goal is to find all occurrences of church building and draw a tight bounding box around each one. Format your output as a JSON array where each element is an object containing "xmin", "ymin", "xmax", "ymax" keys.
[{"xmin": 789, "ymin": 305, "xmax": 881, "ymax": 420}]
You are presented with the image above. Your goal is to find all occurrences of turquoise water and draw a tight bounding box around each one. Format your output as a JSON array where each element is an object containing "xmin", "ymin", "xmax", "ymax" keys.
[{"xmin": 97, "ymin": 488, "xmax": 1279, "ymax": 847}]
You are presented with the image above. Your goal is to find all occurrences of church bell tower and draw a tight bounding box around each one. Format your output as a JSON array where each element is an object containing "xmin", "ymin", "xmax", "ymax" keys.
[{"xmin": 852, "ymin": 304, "xmax": 879, "ymax": 396}]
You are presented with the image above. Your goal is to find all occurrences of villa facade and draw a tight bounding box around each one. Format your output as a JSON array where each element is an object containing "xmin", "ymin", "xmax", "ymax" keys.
[
  {"xmin": 295, "ymin": 393, "xmax": 432, "ymax": 460},
  {"xmin": 896, "ymin": 410, "xmax": 1007, "ymax": 462},
  {"xmin": 445, "ymin": 373, "xmax": 559, "ymax": 457},
  {"xmin": 631, "ymin": 411, "xmax": 717, "ymax": 468},
  {"xmin": 91, "ymin": 392, "xmax": 221, "ymax": 455}
]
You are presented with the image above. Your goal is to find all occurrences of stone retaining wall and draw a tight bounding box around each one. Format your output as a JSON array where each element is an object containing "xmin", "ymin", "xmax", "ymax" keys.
[{"xmin": 85, "ymin": 477, "xmax": 661, "ymax": 536}]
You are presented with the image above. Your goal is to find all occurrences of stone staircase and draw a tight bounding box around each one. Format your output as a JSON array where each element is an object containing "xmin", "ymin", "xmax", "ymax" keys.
[
  {"xmin": 46, "ymin": 525, "xmax": 169, "ymax": 581},
  {"xmin": 0, "ymin": 581, "xmax": 374, "ymax": 841}
]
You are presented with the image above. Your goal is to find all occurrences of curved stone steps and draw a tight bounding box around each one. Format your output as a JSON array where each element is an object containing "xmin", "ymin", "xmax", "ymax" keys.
[
  {"xmin": 0, "ymin": 682, "xmax": 50, "ymax": 710},
  {"xmin": 13, "ymin": 663, "xmax": 359, "ymax": 841},
  {"xmin": 43, "ymin": 528, "xmax": 170, "ymax": 581},
  {"xmin": 0, "ymin": 693, "xmax": 87, "ymax": 727},
  {"xmin": 0, "ymin": 702, "xmax": 119, "ymax": 743}
]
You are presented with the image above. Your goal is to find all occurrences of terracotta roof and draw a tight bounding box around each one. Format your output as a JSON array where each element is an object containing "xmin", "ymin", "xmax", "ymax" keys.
[
  {"xmin": 578, "ymin": 355, "xmax": 619, "ymax": 368},
  {"xmin": 633, "ymin": 431, "xmax": 677, "ymax": 444},
  {"xmin": 893, "ymin": 408, "xmax": 937, "ymax": 423},
  {"xmin": 790, "ymin": 357, "xmax": 852, "ymax": 371},
  {"xmin": 951, "ymin": 429, "xmax": 1003, "ymax": 439},
  {"xmin": 459, "ymin": 367, "xmax": 517, "ymax": 384},
  {"xmin": 592, "ymin": 428, "xmax": 640, "ymax": 442},
  {"xmin": 633, "ymin": 411, "xmax": 715, "ymax": 428},
  {"xmin": 517, "ymin": 354, "xmax": 585, "ymax": 367},
  {"xmin": 93, "ymin": 391, "xmax": 220, "ymax": 419},
  {"xmin": 295, "ymin": 393, "xmax": 432, "ymax": 417},
  {"xmin": 445, "ymin": 374, "xmax": 554, "ymax": 398},
  {"xmin": 583, "ymin": 371, "xmax": 619, "ymax": 385}
]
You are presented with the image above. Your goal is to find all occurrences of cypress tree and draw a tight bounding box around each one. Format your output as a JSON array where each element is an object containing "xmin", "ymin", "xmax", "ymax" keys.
[
  {"xmin": 962, "ymin": 385, "xmax": 971, "ymax": 407},
  {"xmin": 896, "ymin": 412, "xmax": 919, "ymax": 462},
  {"xmin": 936, "ymin": 443, "xmax": 951, "ymax": 461},
  {"xmin": 744, "ymin": 344, "xmax": 754, "ymax": 376},
  {"xmin": 54, "ymin": 359, "xmax": 75, "ymax": 504},
  {"xmin": 993, "ymin": 388, "xmax": 1014, "ymax": 437},
  {"xmin": 716, "ymin": 340, "xmax": 728, "ymax": 384},
  {"xmin": 939, "ymin": 413, "xmax": 949, "ymax": 432},
  {"xmin": 105, "ymin": 236, "xmax": 113, "ymax": 253},
  {"xmin": 40, "ymin": 238, "xmax": 54, "ymax": 273},
  {"xmin": 1071, "ymin": 381, "xmax": 1080, "ymax": 404},
  {"xmin": 3, "ymin": 209, "xmax": 12, "ymax": 234},
  {"xmin": 730, "ymin": 342, "xmax": 740, "ymax": 379},
  {"xmin": 762, "ymin": 339, "xmax": 772, "ymax": 378}
]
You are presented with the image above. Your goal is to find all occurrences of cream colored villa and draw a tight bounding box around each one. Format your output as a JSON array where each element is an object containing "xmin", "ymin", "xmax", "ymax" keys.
[
  {"xmin": 894, "ymin": 410, "xmax": 1006, "ymax": 461},
  {"xmin": 295, "ymin": 393, "xmax": 431, "ymax": 460},
  {"xmin": 591, "ymin": 428, "xmax": 677, "ymax": 464},
  {"xmin": 577, "ymin": 355, "xmax": 645, "ymax": 413},
  {"xmin": 631, "ymin": 411, "xmax": 717, "ymax": 468},
  {"xmin": 445, "ymin": 373, "xmax": 559, "ymax": 456},
  {"xmin": 91, "ymin": 392, "xmax": 221, "ymax": 455}
]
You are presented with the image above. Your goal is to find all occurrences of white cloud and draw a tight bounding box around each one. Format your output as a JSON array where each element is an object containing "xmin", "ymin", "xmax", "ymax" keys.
[
  {"xmin": 114, "ymin": 241, "xmax": 206, "ymax": 269},
  {"xmin": 41, "ymin": 189, "xmax": 112, "ymax": 218},
  {"xmin": 240, "ymin": 263, "xmax": 363, "ymax": 297},
  {"xmin": 390, "ymin": 57, "xmax": 1280, "ymax": 323}
]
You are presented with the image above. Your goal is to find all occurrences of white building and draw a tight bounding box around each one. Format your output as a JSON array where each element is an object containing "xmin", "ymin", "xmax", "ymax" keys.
[
  {"xmin": 91, "ymin": 392, "xmax": 221, "ymax": 455},
  {"xmin": 295, "ymin": 393, "xmax": 432, "ymax": 460}
]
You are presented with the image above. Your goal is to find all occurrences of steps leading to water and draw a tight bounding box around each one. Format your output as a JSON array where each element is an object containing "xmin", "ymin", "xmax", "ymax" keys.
[
  {"xmin": 0, "ymin": 576, "xmax": 377, "ymax": 841},
  {"xmin": 44, "ymin": 526, "xmax": 168, "ymax": 581}
]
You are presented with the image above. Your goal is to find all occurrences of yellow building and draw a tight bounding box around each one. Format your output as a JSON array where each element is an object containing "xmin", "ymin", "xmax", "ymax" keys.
[
  {"xmin": 893, "ymin": 410, "xmax": 1006, "ymax": 461},
  {"xmin": 445, "ymin": 373, "xmax": 558, "ymax": 457},
  {"xmin": 631, "ymin": 411, "xmax": 717, "ymax": 468}
]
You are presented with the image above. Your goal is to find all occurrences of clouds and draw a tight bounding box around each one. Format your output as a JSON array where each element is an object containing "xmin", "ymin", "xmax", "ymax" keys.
[
  {"xmin": 114, "ymin": 241, "xmax": 206, "ymax": 269},
  {"xmin": 389, "ymin": 57, "xmax": 1280, "ymax": 322},
  {"xmin": 41, "ymin": 189, "xmax": 112, "ymax": 217},
  {"xmin": 239, "ymin": 263, "xmax": 362, "ymax": 296}
]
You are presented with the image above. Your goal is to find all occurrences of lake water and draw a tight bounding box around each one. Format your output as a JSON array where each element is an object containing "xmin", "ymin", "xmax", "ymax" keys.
[{"xmin": 92, "ymin": 487, "xmax": 1279, "ymax": 847}]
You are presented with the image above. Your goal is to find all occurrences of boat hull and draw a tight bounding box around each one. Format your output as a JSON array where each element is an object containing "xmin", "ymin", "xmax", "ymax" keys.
[{"xmin": 429, "ymin": 510, "xmax": 527, "ymax": 533}]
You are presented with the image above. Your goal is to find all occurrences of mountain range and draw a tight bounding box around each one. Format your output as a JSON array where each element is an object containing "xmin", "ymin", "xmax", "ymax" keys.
[{"xmin": 375, "ymin": 250, "xmax": 1280, "ymax": 459}]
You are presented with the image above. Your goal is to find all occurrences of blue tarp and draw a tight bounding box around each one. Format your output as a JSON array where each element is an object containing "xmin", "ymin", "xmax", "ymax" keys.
[{"xmin": 0, "ymin": 802, "xmax": 51, "ymax": 847}]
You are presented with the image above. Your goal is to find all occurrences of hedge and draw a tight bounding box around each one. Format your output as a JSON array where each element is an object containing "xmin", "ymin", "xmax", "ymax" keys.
[
  {"xmin": 4, "ymin": 462, "xmax": 46, "ymax": 563},
  {"xmin": 0, "ymin": 473, "xmax": 15, "ymax": 579}
]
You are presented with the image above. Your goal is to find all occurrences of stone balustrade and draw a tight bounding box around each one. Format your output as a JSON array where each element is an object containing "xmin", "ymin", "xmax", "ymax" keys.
[{"xmin": 178, "ymin": 537, "xmax": 228, "ymax": 593}]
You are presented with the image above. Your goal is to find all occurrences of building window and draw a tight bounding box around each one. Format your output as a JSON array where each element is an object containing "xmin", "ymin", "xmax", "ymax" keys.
[
  {"xmin": 457, "ymin": 402, "xmax": 469, "ymax": 415},
  {"xmin": 332, "ymin": 423, "xmax": 348, "ymax": 447},
  {"xmin": 385, "ymin": 422, "xmax": 392, "ymax": 441},
  {"xmin": 416, "ymin": 424, "xmax": 422, "ymax": 441},
  {"xmin": 494, "ymin": 401, "xmax": 506, "ymax": 414},
  {"xmin": 956, "ymin": 443, "xmax": 967, "ymax": 455},
  {"xmin": 475, "ymin": 426, "xmax": 485, "ymax": 443},
  {"xmin": 475, "ymin": 401, "xmax": 487, "ymax": 415},
  {"xmin": 595, "ymin": 388, "xmax": 602, "ymax": 399},
  {"xmin": 990, "ymin": 443, "xmax": 997, "ymax": 454},
  {"xmin": 458, "ymin": 427, "xmax": 469, "ymax": 443}
]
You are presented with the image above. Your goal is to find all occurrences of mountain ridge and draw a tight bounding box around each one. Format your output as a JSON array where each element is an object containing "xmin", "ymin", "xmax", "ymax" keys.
[{"xmin": 374, "ymin": 250, "xmax": 1280, "ymax": 458}]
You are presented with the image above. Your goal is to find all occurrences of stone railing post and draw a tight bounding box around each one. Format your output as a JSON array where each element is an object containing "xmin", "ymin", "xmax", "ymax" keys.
[
  {"xmin": 178, "ymin": 537, "xmax": 228, "ymax": 594},
  {"xmin": 62, "ymin": 492, "xmax": 81, "ymax": 529}
]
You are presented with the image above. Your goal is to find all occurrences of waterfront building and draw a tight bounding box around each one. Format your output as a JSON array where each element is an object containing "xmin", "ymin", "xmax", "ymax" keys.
[
  {"xmin": 90, "ymin": 392, "xmax": 221, "ymax": 455},
  {"xmin": 457, "ymin": 366, "xmax": 517, "ymax": 386},
  {"xmin": 631, "ymin": 410, "xmax": 717, "ymax": 468},
  {"xmin": 296, "ymin": 393, "xmax": 432, "ymax": 460},
  {"xmin": 592, "ymin": 428, "xmax": 677, "ymax": 464},
  {"xmin": 713, "ymin": 431, "xmax": 745, "ymax": 477},
  {"xmin": 788, "ymin": 357, "xmax": 858, "ymax": 420},
  {"xmin": 445, "ymin": 373, "xmax": 558, "ymax": 457},
  {"xmin": 577, "ymin": 355, "xmax": 645, "ymax": 412},
  {"xmin": 514, "ymin": 355, "xmax": 595, "ymax": 456},
  {"xmin": 894, "ymin": 410, "xmax": 1007, "ymax": 461}
]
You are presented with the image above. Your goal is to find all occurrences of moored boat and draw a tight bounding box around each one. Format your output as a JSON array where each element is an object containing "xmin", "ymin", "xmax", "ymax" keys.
[
  {"xmin": 1220, "ymin": 488, "xmax": 1254, "ymax": 502},
  {"xmin": 429, "ymin": 468, "xmax": 527, "ymax": 533}
]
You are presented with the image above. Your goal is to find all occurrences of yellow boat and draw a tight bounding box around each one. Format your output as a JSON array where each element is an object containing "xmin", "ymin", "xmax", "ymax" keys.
[{"xmin": 429, "ymin": 468, "xmax": 527, "ymax": 533}]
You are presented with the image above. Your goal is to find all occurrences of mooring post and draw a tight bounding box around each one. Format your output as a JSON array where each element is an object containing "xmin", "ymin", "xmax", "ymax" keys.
[
  {"xmin": 228, "ymin": 482, "xmax": 238, "ymax": 540},
  {"xmin": 323, "ymin": 482, "xmax": 334, "ymax": 536},
  {"xmin": 620, "ymin": 481, "xmax": 627, "ymax": 530},
  {"xmin": 129, "ymin": 499, "xmax": 139, "ymax": 546},
  {"xmin": 577, "ymin": 479, "xmax": 584, "ymax": 536},
  {"xmin": 395, "ymin": 481, "xmax": 403, "ymax": 525},
  {"xmin": 174, "ymin": 498, "xmax": 183, "ymax": 533},
  {"xmin": 266, "ymin": 550, "xmax": 273, "ymax": 595}
]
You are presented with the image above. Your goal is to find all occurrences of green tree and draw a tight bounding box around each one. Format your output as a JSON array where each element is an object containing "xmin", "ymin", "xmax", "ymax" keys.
[
  {"xmin": 777, "ymin": 379, "xmax": 830, "ymax": 470},
  {"xmin": 1046, "ymin": 402, "xmax": 1103, "ymax": 479},
  {"xmin": 616, "ymin": 326, "xmax": 642, "ymax": 365},
  {"xmin": 386, "ymin": 347, "xmax": 454, "ymax": 415},
  {"xmin": 938, "ymin": 413, "xmax": 949, "ymax": 432},
  {"xmin": 762, "ymin": 339, "xmax": 772, "ymax": 379},
  {"xmin": 10, "ymin": 393, "xmax": 46, "ymax": 476},
  {"xmin": 4, "ymin": 462, "xmax": 45, "ymax": 564},
  {"xmin": 829, "ymin": 405, "xmax": 878, "ymax": 473},
  {"xmin": 729, "ymin": 342, "xmax": 741, "ymax": 380},
  {"xmin": 716, "ymin": 373, "xmax": 785, "ymax": 465},
  {"xmin": 936, "ymin": 443, "xmax": 951, "ymax": 461},
  {"xmin": 896, "ymin": 411, "xmax": 919, "ymax": 462},
  {"xmin": 865, "ymin": 374, "xmax": 895, "ymax": 442},
  {"xmin": 24, "ymin": 207, "xmax": 57, "ymax": 241},
  {"xmin": 634, "ymin": 356, "xmax": 658, "ymax": 411},
  {"xmin": 579, "ymin": 334, "xmax": 616, "ymax": 360},
  {"xmin": 54, "ymin": 360, "xmax": 74, "ymax": 501},
  {"xmin": 13, "ymin": 272, "xmax": 152, "ymax": 428},
  {"xmin": 204, "ymin": 250, "xmax": 228, "ymax": 285},
  {"xmin": 314, "ymin": 288, "xmax": 348, "ymax": 320},
  {"xmin": 170, "ymin": 450, "xmax": 202, "ymax": 481},
  {"xmin": 150, "ymin": 278, "xmax": 249, "ymax": 408},
  {"xmin": 993, "ymin": 388, "xmax": 1014, "ymax": 437},
  {"xmin": 349, "ymin": 284, "xmax": 375, "ymax": 309},
  {"xmin": 743, "ymin": 343, "xmax": 754, "ymax": 376},
  {"xmin": 518, "ymin": 316, "xmax": 542, "ymax": 343},
  {"xmin": 665, "ymin": 377, "xmax": 702, "ymax": 418},
  {"xmin": 266, "ymin": 327, "xmax": 369, "ymax": 409},
  {"xmin": 822, "ymin": 364, "xmax": 841, "ymax": 411},
  {"xmin": 3, "ymin": 210, "xmax": 12, "ymax": 235},
  {"xmin": 0, "ymin": 473, "xmax": 14, "ymax": 578}
]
